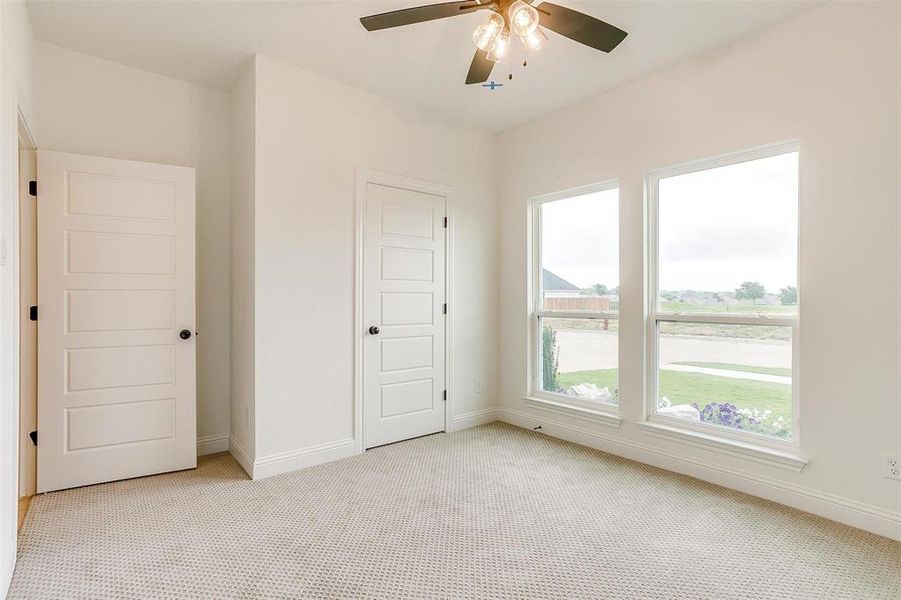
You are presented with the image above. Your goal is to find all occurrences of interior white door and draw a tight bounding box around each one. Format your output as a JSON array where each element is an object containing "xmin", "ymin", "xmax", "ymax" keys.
[
  {"xmin": 363, "ymin": 180, "xmax": 446, "ymax": 449},
  {"xmin": 37, "ymin": 151, "xmax": 196, "ymax": 493}
]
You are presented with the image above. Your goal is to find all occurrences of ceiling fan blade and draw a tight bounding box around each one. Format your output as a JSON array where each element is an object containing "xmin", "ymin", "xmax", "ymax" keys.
[
  {"xmin": 537, "ymin": 2, "xmax": 628, "ymax": 53},
  {"xmin": 465, "ymin": 49, "xmax": 495, "ymax": 85},
  {"xmin": 361, "ymin": 1, "xmax": 486, "ymax": 32}
]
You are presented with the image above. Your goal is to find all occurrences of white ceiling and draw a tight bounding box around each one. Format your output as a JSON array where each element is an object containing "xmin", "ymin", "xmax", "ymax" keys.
[{"xmin": 26, "ymin": 1, "xmax": 817, "ymax": 131}]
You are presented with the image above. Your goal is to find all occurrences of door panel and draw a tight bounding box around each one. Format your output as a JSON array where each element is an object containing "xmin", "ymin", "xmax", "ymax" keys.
[
  {"xmin": 363, "ymin": 181, "xmax": 446, "ymax": 449},
  {"xmin": 37, "ymin": 151, "xmax": 196, "ymax": 492}
]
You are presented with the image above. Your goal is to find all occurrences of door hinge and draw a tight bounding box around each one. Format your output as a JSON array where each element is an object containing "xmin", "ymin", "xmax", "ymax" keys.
[
  {"xmin": 29, "ymin": 305, "xmax": 37, "ymax": 321},
  {"xmin": 443, "ymin": 217, "xmax": 448, "ymax": 228},
  {"xmin": 443, "ymin": 303, "xmax": 447, "ymax": 315},
  {"xmin": 28, "ymin": 180, "xmax": 37, "ymax": 197},
  {"xmin": 443, "ymin": 390, "xmax": 447, "ymax": 402},
  {"xmin": 29, "ymin": 431, "xmax": 37, "ymax": 446}
]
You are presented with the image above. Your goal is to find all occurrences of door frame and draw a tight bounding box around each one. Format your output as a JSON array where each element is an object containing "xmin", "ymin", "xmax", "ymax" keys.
[
  {"xmin": 353, "ymin": 168, "xmax": 454, "ymax": 453},
  {"xmin": 17, "ymin": 141, "xmax": 36, "ymax": 500}
]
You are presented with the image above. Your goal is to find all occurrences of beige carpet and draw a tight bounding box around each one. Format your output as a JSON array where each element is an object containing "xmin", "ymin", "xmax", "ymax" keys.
[{"xmin": 10, "ymin": 423, "xmax": 901, "ymax": 599}]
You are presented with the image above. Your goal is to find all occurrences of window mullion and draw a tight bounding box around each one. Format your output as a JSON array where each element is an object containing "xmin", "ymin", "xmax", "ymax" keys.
[
  {"xmin": 652, "ymin": 312, "xmax": 796, "ymax": 327},
  {"xmin": 537, "ymin": 311, "xmax": 619, "ymax": 320}
]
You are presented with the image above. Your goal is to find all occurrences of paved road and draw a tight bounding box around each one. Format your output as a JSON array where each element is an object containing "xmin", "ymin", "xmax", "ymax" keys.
[{"xmin": 555, "ymin": 330, "xmax": 791, "ymax": 377}]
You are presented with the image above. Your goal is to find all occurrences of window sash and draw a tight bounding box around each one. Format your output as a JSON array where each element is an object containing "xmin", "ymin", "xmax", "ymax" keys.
[
  {"xmin": 645, "ymin": 142, "xmax": 801, "ymax": 449},
  {"xmin": 533, "ymin": 314, "xmax": 619, "ymax": 410},
  {"xmin": 529, "ymin": 180, "xmax": 620, "ymax": 410},
  {"xmin": 646, "ymin": 317, "xmax": 799, "ymax": 448},
  {"xmin": 536, "ymin": 310, "xmax": 619, "ymax": 320}
]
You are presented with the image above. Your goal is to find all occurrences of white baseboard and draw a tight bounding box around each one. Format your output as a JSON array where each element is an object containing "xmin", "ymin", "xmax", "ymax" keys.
[
  {"xmin": 253, "ymin": 438, "xmax": 357, "ymax": 480},
  {"xmin": 452, "ymin": 407, "xmax": 500, "ymax": 432},
  {"xmin": 228, "ymin": 435, "xmax": 254, "ymax": 478},
  {"xmin": 499, "ymin": 408, "xmax": 901, "ymax": 541},
  {"xmin": 0, "ymin": 542, "xmax": 14, "ymax": 599},
  {"xmin": 197, "ymin": 433, "xmax": 229, "ymax": 456}
]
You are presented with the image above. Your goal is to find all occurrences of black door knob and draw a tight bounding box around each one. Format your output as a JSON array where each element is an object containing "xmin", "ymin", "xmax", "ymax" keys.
[
  {"xmin": 179, "ymin": 329, "xmax": 193, "ymax": 340},
  {"xmin": 369, "ymin": 326, "xmax": 380, "ymax": 335}
]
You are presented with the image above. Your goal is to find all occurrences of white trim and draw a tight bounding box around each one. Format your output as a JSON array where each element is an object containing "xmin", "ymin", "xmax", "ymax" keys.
[
  {"xmin": 645, "ymin": 410, "xmax": 797, "ymax": 453},
  {"xmin": 197, "ymin": 433, "xmax": 229, "ymax": 456},
  {"xmin": 535, "ymin": 310, "xmax": 619, "ymax": 320},
  {"xmin": 637, "ymin": 420, "xmax": 807, "ymax": 472},
  {"xmin": 653, "ymin": 313, "xmax": 796, "ymax": 327},
  {"xmin": 645, "ymin": 141, "xmax": 802, "ymax": 450},
  {"xmin": 354, "ymin": 168, "xmax": 454, "ymax": 453},
  {"xmin": 648, "ymin": 139, "xmax": 801, "ymax": 180},
  {"xmin": 499, "ymin": 408, "xmax": 900, "ymax": 541},
  {"xmin": 253, "ymin": 438, "xmax": 357, "ymax": 480},
  {"xmin": 0, "ymin": 547, "xmax": 13, "ymax": 599},
  {"xmin": 527, "ymin": 179, "xmax": 621, "ymax": 415},
  {"xmin": 452, "ymin": 408, "xmax": 500, "ymax": 431},
  {"xmin": 228, "ymin": 436, "xmax": 254, "ymax": 478},
  {"xmin": 524, "ymin": 396, "xmax": 622, "ymax": 428},
  {"xmin": 16, "ymin": 105, "xmax": 35, "ymax": 150}
]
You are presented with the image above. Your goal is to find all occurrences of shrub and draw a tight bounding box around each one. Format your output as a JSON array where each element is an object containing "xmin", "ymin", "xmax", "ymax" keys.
[{"xmin": 542, "ymin": 325, "xmax": 560, "ymax": 392}]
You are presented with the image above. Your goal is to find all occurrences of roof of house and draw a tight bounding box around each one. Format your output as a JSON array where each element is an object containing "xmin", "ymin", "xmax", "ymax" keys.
[{"xmin": 542, "ymin": 269, "xmax": 581, "ymax": 292}]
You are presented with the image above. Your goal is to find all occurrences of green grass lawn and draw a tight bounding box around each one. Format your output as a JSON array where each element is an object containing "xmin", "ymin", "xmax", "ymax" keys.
[
  {"xmin": 671, "ymin": 361, "xmax": 792, "ymax": 377},
  {"xmin": 556, "ymin": 368, "xmax": 792, "ymax": 423}
]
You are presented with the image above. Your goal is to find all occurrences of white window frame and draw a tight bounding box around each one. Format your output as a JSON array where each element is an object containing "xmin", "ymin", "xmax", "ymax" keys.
[
  {"xmin": 644, "ymin": 141, "xmax": 801, "ymax": 453},
  {"xmin": 527, "ymin": 180, "xmax": 621, "ymax": 422}
]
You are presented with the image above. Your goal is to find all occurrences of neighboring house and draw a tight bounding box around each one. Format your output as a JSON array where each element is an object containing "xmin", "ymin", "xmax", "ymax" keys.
[
  {"xmin": 542, "ymin": 269, "xmax": 582, "ymax": 298},
  {"xmin": 542, "ymin": 269, "xmax": 609, "ymax": 312}
]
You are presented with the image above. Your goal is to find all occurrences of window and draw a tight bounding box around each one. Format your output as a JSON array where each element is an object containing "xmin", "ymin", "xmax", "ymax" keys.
[
  {"xmin": 648, "ymin": 145, "xmax": 799, "ymax": 446},
  {"xmin": 530, "ymin": 183, "xmax": 619, "ymax": 411}
]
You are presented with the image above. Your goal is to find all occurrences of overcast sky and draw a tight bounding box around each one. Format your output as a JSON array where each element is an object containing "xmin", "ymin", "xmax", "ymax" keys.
[
  {"xmin": 659, "ymin": 151, "xmax": 798, "ymax": 292},
  {"xmin": 542, "ymin": 188, "xmax": 619, "ymax": 290},
  {"xmin": 541, "ymin": 151, "xmax": 798, "ymax": 294}
]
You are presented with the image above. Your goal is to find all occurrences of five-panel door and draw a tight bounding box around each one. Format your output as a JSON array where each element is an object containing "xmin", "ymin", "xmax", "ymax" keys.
[
  {"xmin": 363, "ymin": 181, "xmax": 446, "ymax": 449},
  {"xmin": 37, "ymin": 151, "xmax": 196, "ymax": 492}
]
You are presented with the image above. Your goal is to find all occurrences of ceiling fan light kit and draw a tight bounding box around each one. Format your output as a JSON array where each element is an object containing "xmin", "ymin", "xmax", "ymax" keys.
[
  {"xmin": 508, "ymin": 0, "xmax": 540, "ymax": 37},
  {"xmin": 520, "ymin": 25, "xmax": 548, "ymax": 54},
  {"xmin": 472, "ymin": 11, "xmax": 505, "ymax": 51},
  {"xmin": 487, "ymin": 29, "xmax": 511, "ymax": 62},
  {"xmin": 360, "ymin": 0, "xmax": 628, "ymax": 85}
]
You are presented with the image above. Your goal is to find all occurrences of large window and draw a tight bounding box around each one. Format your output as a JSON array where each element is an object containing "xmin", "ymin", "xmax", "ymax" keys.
[
  {"xmin": 648, "ymin": 145, "xmax": 799, "ymax": 445},
  {"xmin": 530, "ymin": 183, "xmax": 619, "ymax": 410}
]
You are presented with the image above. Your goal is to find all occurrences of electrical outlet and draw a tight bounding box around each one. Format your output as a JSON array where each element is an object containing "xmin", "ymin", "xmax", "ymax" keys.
[
  {"xmin": 475, "ymin": 379, "xmax": 485, "ymax": 394},
  {"xmin": 245, "ymin": 406, "xmax": 251, "ymax": 428},
  {"xmin": 882, "ymin": 455, "xmax": 901, "ymax": 480}
]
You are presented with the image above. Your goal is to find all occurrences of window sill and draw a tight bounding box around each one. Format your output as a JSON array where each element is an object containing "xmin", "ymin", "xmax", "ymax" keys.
[
  {"xmin": 637, "ymin": 420, "xmax": 808, "ymax": 472},
  {"xmin": 523, "ymin": 395, "xmax": 623, "ymax": 428}
]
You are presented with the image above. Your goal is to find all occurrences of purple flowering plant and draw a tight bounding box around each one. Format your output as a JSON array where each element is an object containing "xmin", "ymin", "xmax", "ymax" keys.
[{"xmin": 691, "ymin": 401, "xmax": 790, "ymax": 439}]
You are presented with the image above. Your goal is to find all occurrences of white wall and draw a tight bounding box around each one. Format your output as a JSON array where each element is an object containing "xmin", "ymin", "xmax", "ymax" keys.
[
  {"xmin": 32, "ymin": 43, "xmax": 231, "ymax": 453},
  {"xmin": 497, "ymin": 2, "xmax": 900, "ymax": 538},
  {"xmin": 228, "ymin": 59, "xmax": 256, "ymax": 470},
  {"xmin": 0, "ymin": 0, "xmax": 34, "ymax": 592},
  {"xmin": 240, "ymin": 54, "xmax": 498, "ymax": 470}
]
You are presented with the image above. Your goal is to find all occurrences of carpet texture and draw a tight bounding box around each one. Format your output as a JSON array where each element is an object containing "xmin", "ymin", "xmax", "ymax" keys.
[{"xmin": 10, "ymin": 423, "xmax": 901, "ymax": 598}]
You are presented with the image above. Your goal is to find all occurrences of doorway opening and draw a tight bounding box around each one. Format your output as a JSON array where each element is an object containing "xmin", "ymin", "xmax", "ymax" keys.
[{"xmin": 17, "ymin": 112, "xmax": 37, "ymax": 530}]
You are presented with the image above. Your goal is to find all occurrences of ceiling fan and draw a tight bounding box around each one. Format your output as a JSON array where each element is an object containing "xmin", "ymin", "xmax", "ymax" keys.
[{"xmin": 360, "ymin": 0, "xmax": 628, "ymax": 85}]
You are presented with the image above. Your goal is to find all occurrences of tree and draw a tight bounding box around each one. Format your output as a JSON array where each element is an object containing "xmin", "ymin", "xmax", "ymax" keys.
[
  {"xmin": 779, "ymin": 286, "xmax": 798, "ymax": 305},
  {"xmin": 734, "ymin": 281, "xmax": 766, "ymax": 305},
  {"xmin": 590, "ymin": 283, "xmax": 608, "ymax": 297},
  {"xmin": 542, "ymin": 325, "xmax": 560, "ymax": 393}
]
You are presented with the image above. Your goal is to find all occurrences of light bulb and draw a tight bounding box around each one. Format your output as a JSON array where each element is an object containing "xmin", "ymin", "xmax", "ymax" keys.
[
  {"xmin": 520, "ymin": 26, "xmax": 548, "ymax": 54},
  {"xmin": 487, "ymin": 30, "xmax": 510, "ymax": 62},
  {"xmin": 472, "ymin": 12, "xmax": 505, "ymax": 52},
  {"xmin": 508, "ymin": 0, "xmax": 540, "ymax": 37}
]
